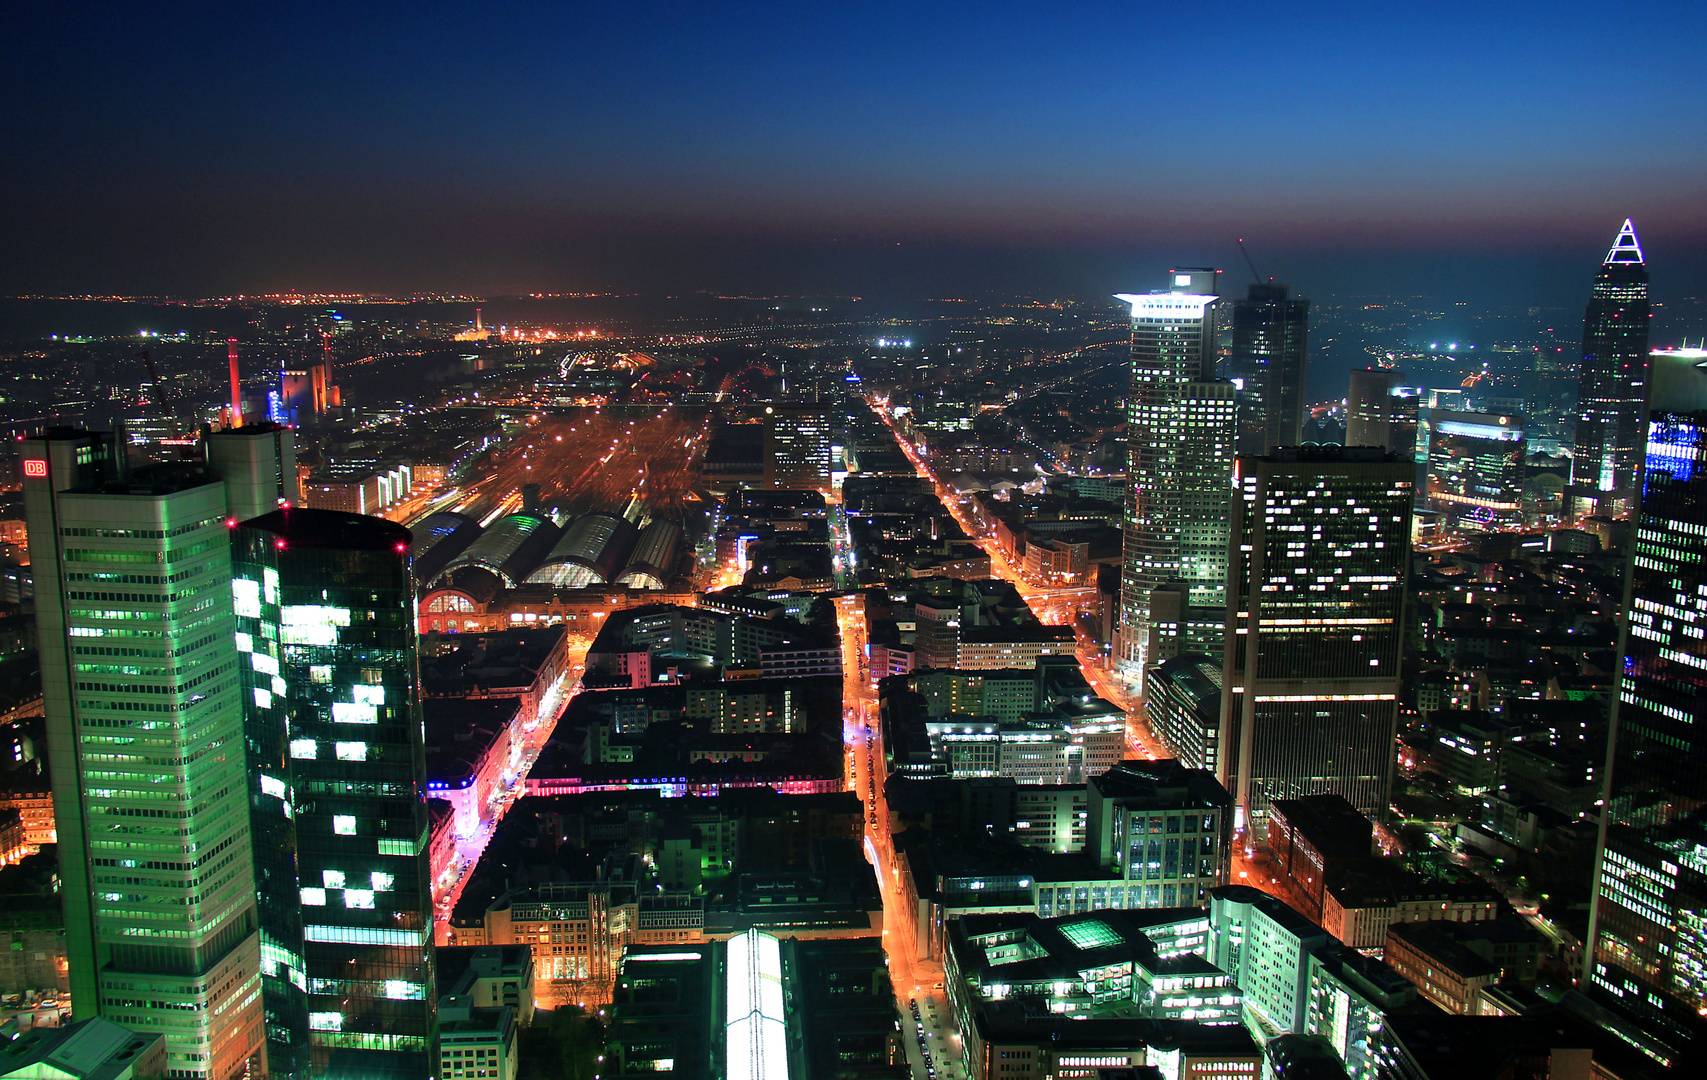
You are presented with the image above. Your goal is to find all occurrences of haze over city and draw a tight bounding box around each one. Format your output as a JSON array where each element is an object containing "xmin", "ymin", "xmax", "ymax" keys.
[{"xmin": 5, "ymin": 2, "xmax": 1707, "ymax": 299}]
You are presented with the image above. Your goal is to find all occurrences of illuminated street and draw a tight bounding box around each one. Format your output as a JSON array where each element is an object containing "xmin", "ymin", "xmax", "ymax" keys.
[
  {"xmin": 873, "ymin": 398, "xmax": 1165, "ymax": 760},
  {"xmin": 430, "ymin": 636, "xmax": 592, "ymax": 939}
]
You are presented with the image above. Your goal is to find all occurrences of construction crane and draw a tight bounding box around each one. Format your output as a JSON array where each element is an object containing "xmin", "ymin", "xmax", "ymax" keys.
[
  {"xmin": 138, "ymin": 349, "xmax": 162, "ymax": 405},
  {"xmin": 1236, "ymin": 238, "xmax": 1263, "ymax": 284}
]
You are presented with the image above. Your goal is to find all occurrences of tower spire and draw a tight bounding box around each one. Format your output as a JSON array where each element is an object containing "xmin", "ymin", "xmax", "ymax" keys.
[
  {"xmin": 1605, "ymin": 218, "xmax": 1644, "ymax": 265},
  {"xmin": 227, "ymin": 337, "xmax": 242, "ymax": 427}
]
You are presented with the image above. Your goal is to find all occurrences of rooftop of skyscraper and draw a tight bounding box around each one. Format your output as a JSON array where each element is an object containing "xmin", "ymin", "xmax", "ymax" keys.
[{"xmin": 240, "ymin": 505, "xmax": 413, "ymax": 550}]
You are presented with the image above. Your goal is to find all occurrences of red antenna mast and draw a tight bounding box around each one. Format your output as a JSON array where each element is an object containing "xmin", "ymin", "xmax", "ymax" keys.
[{"xmin": 227, "ymin": 338, "xmax": 243, "ymax": 427}]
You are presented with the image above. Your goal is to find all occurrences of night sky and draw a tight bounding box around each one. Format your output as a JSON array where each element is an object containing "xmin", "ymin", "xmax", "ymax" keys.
[{"xmin": 6, "ymin": 2, "xmax": 1706, "ymax": 301}]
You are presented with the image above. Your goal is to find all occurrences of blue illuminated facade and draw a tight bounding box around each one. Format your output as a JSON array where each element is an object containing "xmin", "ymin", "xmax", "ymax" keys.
[{"xmin": 1589, "ymin": 408, "xmax": 1707, "ymax": 1067}]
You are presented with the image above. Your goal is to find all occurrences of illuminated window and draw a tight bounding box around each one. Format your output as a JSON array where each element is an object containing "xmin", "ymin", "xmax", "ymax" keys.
[
  {"xmin": 301, "ymin": 887, "xmax": 326, "ymax": 906},
  {"xmin": 233, "ymin": 579, "xmax": 262, "ymax": 618},
  {"xmin": 290, "ymin": 738, "xmax": 316, "ymax": 759},
  {"xmin": 332, "ymin": 702, "xmax": 378, "ymax": 724},
  {"xmin": 323, "ymin": 871, "xmax": 346, "ymax": 888},
  {"xmin": 309, "ymin": 1013, "xmax": 342, "ymax": 1031},
  {"xmin": 371, "ymin": 872, "xmax": 395, "ymax": 891},
  {"xmin": 345, "ymin": 888, "xmax": 375, "ymax": 909},
  {"xmin": 335, "ymin": 741, "xmax": 368, "ymax": 761},
  {"xmin": 333, "ymin": 815, "xmax": 357, "ymax": 835}
]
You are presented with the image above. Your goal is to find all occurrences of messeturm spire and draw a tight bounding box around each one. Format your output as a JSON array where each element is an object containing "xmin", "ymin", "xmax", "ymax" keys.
[
  {"xmin": 1570, "ymin": 218, "xmax": 1652, "ymax": 518},
  {"xmin": 1605, "ymin": 217, "xmax": 1644, "ymax": 265}
]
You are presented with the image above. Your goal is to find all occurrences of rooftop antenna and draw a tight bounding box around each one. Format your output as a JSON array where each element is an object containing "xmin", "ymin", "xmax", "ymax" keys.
[{"xmin": 1237, "ymin": 239, "xmax": 1262, "ymax": 285}]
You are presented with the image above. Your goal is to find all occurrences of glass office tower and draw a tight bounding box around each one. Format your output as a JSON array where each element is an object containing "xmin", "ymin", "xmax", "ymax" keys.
[
  {"xmin": 232, "ymin": 509, "xmax": 435, "ymax": 1079},
  {"xmin": 1570, "ymin": 219, "xmax": 1650, "ymax": 520},
  {"xmin": 1116, "ymin": 270, "xmax": 1238, "ymax": 689},
  {"xmin": 23, "ymin": 430, "xmax": 265, "ymax": 1080},
  {"xmin": 1220, "ymin": 446, "xmax": 1414, "ymax": 829},
  {"xmin": 1227, "ymin": 283, "xmax": 1310, "ymax": 457},
  {"xmin": 1588, "ymin": 406, "xmax": 1707, "ymax": 1067},
  {"xmin": 1426, "ymin": 410, "xmax": 1526, "ymax": 532}
]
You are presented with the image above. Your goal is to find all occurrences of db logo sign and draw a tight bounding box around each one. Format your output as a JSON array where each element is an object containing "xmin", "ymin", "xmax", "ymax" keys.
[{"xmin": 22, "ymin": 460, "xmax": 47, "ymax": 478}]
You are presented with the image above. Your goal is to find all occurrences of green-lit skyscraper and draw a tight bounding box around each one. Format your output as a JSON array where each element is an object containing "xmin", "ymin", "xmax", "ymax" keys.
[
  {"xmin": 23, "ymin": 429, "xmax": 266, "ymax": 1080},
  {"xmin": 1115, "ymin": 270, "xmax": 1239, "ymax": 691},
  {"xmin": 232, "ymin": 509, "xmax": 436, "ymax": 1079}
]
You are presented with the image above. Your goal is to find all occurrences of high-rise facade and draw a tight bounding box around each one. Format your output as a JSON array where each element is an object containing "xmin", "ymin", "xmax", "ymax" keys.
[
  {"xmin": 1570, "ymin": 219, "xmax": 1650, "ymax": 519},
  {"xmin": 1115, "ymin": 270, "xmax": 1238, "ymax": 687},
  {"xmin": 1227, "ymin": 283, "xmax": 1310, "ymax": 457},
  {"xmin": 205, "ymin": 422, "xmax": 299, "ymax": 521},
  {"xmin": 23, "ymin": 430, "xmax": 265, "ymax": 1080},
  {"xmin": 1220, "ymin": 447, "xmax": 1413, "ymax": 830},
  {"xmin": 763, "ymin": 404, "xmax": 831, "ymax": 492},
  {"xmin": 1345, "ymin": 368, "xmax": 1419, "ymax": 462},
  {"xmin": 1586, "ymin": 358, "xmax": 1707, "ymax": 1066},
  {"xmin": 232, "ymin": 510, "xmax": 436, "ymax": 1079},
  {"xmin": 1426, "ymin": 409, "xmax": 1526, "ymax": 532}
]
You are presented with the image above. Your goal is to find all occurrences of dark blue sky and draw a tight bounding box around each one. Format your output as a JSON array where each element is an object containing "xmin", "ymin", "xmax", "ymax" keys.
[{"xmin": 5, "ymin": 2, "xmax": 1705, "ymax": 299}]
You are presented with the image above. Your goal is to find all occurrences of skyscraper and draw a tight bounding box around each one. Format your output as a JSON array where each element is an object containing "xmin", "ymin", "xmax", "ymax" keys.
[
  {"xmin": 1227, "ymin": 283, "xmax": 1310, "ymax": 457},
  {"xmin": 1345, "ymin": 368, "xmax": 1419, "ymax": 462},
  {"xmin": 232, "ymin": 509, "xmax": 436, "ymax": 1079},
  {"xmin": 23, "ymin": 430, "xmax": 265, "ymax": 1080},
  {"xmin": 763, "ymin": 404, "xmax": 832, "ymax": 492},
  {"xmin": 1220, "ymin": 446, "xmax": 1413, "ymax": 830},
  {"xmin": 1585, "ymin": 351, "xmax": 1707, "ymax": 1068},
  {"xmin": 1570, "ymin": 219, "xmax": 1650, "ymax": 520},
  {"xmin": 205, "ymin": 422, "xmax": 300, "ymax": 521},
  {"xmin": 1426, "ymin": 409, "xmax": 1526, "ymax": 532},
  {"xmin": 1116, "ymin": 269, "xmax": 1238, "ymax": 688}
]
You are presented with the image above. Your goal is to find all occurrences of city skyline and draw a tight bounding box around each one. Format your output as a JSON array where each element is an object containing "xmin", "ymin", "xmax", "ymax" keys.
[{"xmin": 5, "ymin": 5, "xmax": 1707, "ymax": 1078}]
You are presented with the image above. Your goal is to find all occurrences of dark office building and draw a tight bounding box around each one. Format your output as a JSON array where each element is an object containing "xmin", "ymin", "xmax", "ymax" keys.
[
  {"xmin": 1345, "ymin": 368, "xmax": 1419, "ymax": 463},
  {"xmin": 1228, "ymin": 283, "xmax": 1310, "ymax": 457},
  {"xmin": 1143, "ymin": 654, "xmax": 1224, "ymax": 775},
  {"xmin": 1221, "ymin": 447, "xmax": 1414, "ymax": 829},
  {"xmin": 1569, "ymin": 219, "xmax": 1650, "ymax": 519},
  {"xmin": 233, "ymin": 510, "xmax": 436, "ymax": 1079}
]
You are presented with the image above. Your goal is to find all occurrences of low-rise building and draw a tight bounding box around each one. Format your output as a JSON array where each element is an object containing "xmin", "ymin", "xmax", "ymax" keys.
[
  {"xmin": 436, "ymin": 995, "xmax": 519, "ymax": 1080},
  {"xmin": 1209, "ymin": 885, "xmax": 1335, "ymax": 1037},
  {"xmin": 1319, "ymin": 864, "xmax": 1499, "ymax": 951},
  {"xmin": 1266, "ymin": 795, "xmax": 1375, "ymax": 920},
  {"xmin": 0, "ymin": 1018, "xmax": 166, "ymax": 1080},
  {"xmin": 958, "ymin": 1002, "xmax": 1261, "ymax": 1080},
  {"xmin": 1087, "ymin": 759, "xmax": 1232, "ymax": 907},
  {"xmin": 1383, "ymin": 922, "xmax": 1503, "ymax": 1015},
  {"xmin": 945, "ymin": 910, "xmax": 1239, "ymax": 1026},
  {"xmin": 437, "ymin": 944, "xmax": 535, "ymax": 1026}
]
